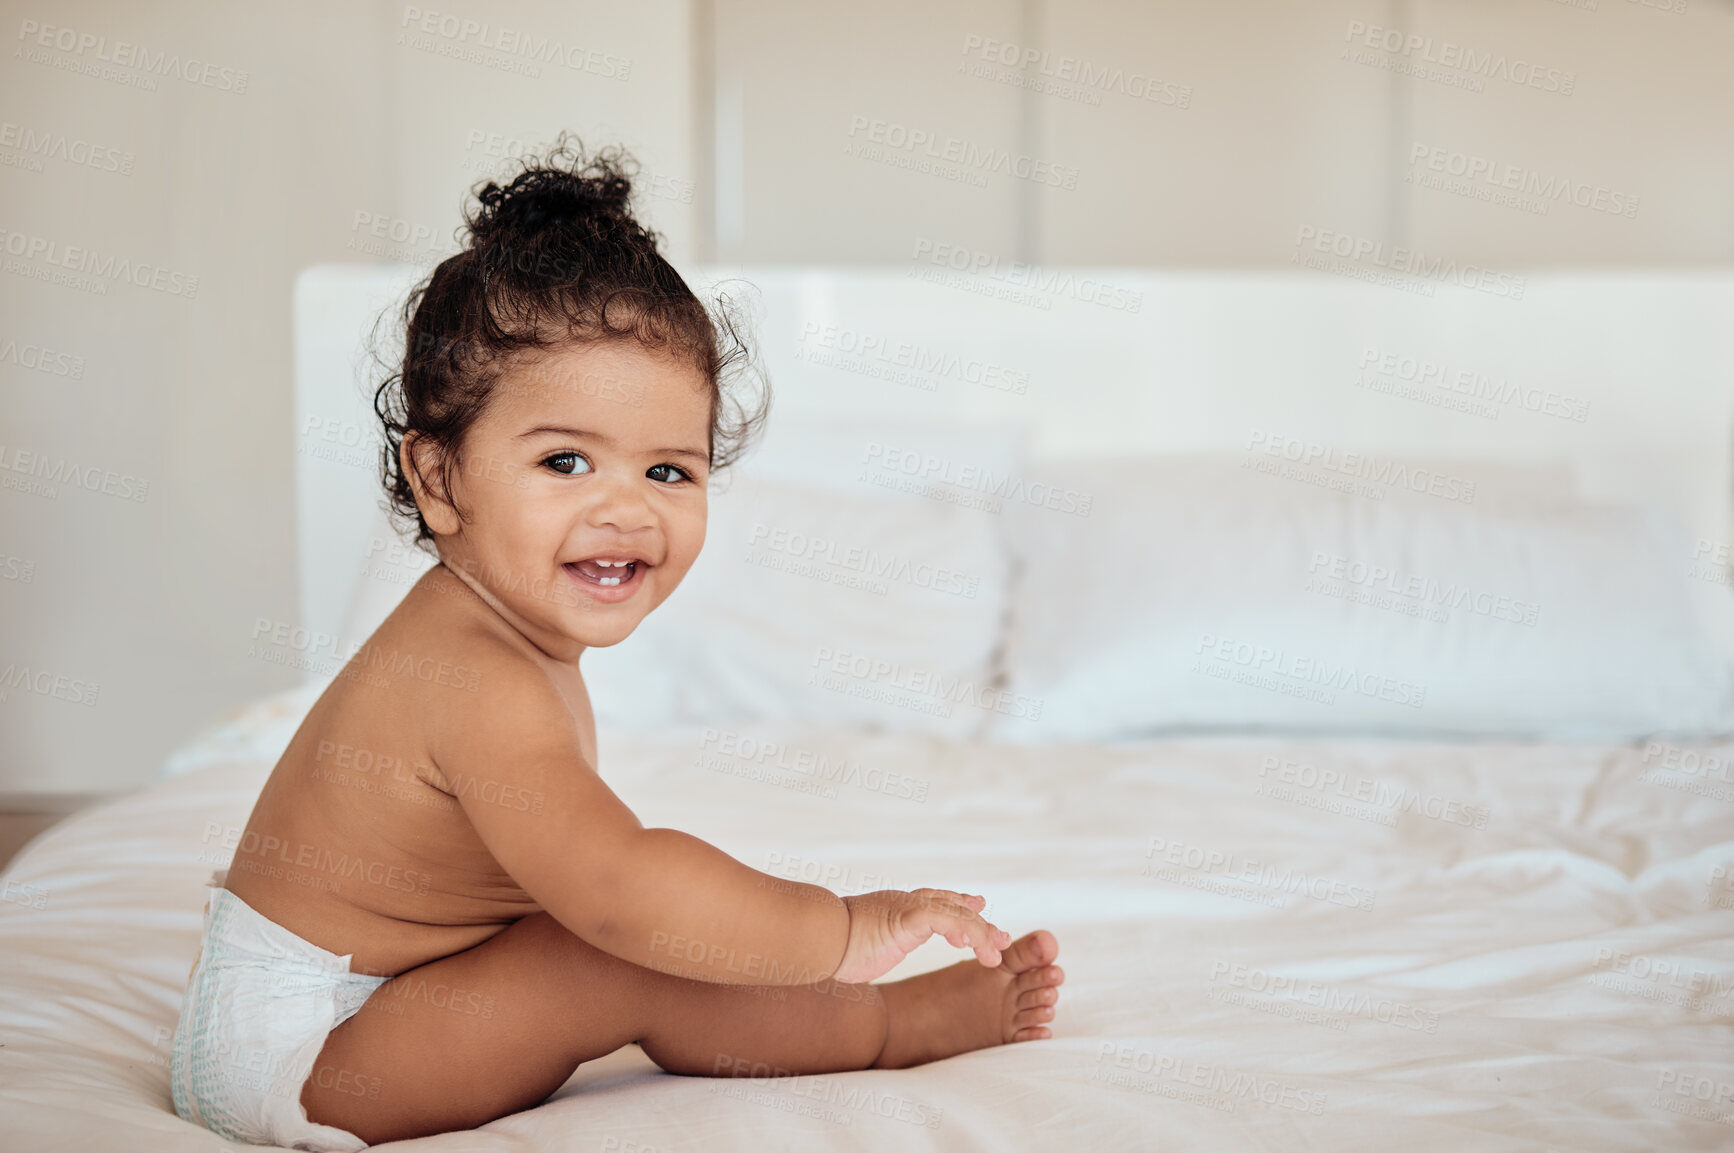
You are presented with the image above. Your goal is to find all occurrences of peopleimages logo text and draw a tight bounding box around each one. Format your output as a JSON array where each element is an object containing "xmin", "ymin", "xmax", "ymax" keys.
[
  {"xmin": 0, "ymin": 228, "xmax": 198, "ymax": 297},
  {"xmin": 910, "ymin": 238, "xmax": 1143, "ymax": 312},
  {"xmin": 397, "ymin": 6, "xmax": 632, "ymax": 79},
  {"xmin": 1293, "ymin": 226, "xmax": 1524, "ymax": 299},
  {"xmin": 1342, "ymin": 20, "xmax": 1575, "ymax": 94},
  {"xmin": 16, "ymin": 19, "xmax": 249, "ymax": 92},
  {"xmin": 1245, "ymin": 430, "xmax": 1478, "ymax": 504},
  {"xmin": 861, "ymin": 441, "xmax": 1092, "ymax": 516}
]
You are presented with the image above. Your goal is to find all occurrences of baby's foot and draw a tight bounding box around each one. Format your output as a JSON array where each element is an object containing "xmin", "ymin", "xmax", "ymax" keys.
[{"xmin": 871, "ymin": 930, "xmax": 1063, "ymax": 1069}]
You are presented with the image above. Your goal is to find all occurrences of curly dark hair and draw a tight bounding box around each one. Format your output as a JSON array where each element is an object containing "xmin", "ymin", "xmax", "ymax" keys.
[{"xmin": 372, "ymin": 133, "xmax": 769, "ymax": 549}]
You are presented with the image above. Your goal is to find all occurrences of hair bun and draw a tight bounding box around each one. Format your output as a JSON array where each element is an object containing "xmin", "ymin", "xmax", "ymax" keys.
[{"xmin": 467, "ymin": 135, "xmax": 637, "ymax": 242}]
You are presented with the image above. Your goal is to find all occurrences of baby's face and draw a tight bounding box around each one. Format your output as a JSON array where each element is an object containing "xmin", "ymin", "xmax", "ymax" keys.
[{"xmin": 426, "ymin": 339, "xmax": 711, "ymax": 658}]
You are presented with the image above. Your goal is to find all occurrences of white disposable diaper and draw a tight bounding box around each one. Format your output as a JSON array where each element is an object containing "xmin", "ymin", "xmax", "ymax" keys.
[{"xmin": 171, "ymin": 869, "xmax": 389, "ymax": 1151}]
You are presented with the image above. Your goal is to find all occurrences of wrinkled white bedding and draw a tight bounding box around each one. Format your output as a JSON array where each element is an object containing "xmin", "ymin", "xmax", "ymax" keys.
[{"xmin": 3, "ymin": 686, "xmax": 1733, "ymax": 1151}]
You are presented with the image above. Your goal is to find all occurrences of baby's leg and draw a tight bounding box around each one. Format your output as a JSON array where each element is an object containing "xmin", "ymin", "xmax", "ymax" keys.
[{"xmin": 302, "ymin": 912, "xmax": 1061, "ymax": 1145}]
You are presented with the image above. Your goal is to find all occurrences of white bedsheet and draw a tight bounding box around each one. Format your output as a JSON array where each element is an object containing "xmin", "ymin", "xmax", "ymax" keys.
[{"xmin": 3, "ymin": 688, "xmax": 1733, "ymax": 1150}]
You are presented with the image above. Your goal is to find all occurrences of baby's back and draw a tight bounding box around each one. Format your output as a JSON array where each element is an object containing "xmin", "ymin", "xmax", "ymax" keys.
[{"xmin": 222, "ymin": 565, "xmax": 593, "ymax": 976}]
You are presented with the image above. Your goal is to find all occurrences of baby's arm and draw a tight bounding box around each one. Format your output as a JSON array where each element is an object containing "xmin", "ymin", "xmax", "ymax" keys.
[{"xmin": 430, "ymin": 660, "xmax": 1005, "ymax": 985}]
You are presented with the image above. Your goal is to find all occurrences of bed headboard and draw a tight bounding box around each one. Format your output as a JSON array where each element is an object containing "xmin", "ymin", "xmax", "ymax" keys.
[{"xmin": 294, "ymin": 264, "xmax": 1734, "ymax": 680}]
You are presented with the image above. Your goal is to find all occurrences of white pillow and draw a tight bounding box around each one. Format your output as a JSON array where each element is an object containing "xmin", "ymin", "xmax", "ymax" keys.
[{"xmin": 989, "ymin": 455, "xmax": 1734, "ymax": 742}]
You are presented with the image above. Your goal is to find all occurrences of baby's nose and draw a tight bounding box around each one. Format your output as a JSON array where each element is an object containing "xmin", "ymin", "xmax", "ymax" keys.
[{"xmin": 582, "ymin": 476, "xmax": 657, "ymax": 531}]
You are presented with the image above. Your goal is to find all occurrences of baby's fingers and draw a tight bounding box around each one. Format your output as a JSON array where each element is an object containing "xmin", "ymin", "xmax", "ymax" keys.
[
  {"xmin": 914, "ymin": 888, "xmax": 992, "ymax": 919},
  {"xmin": 936, "ymin": 891, "xmax": 1012, "ymax": 953},
  {"xmin": 909, "ymin": 890, "xmax": 1009, "ymax": 967}
]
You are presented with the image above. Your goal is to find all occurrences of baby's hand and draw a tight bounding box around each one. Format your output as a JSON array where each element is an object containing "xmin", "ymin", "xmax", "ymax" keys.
[{"xmin": 833, "ymin": 889, "xmax": 1012, "ymax": 984}]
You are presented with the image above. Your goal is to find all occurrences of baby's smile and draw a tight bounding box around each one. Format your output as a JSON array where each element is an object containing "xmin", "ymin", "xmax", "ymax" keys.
[{"xmin": 564, "ymin": 556, "xmax": 647, "ymax": 596}]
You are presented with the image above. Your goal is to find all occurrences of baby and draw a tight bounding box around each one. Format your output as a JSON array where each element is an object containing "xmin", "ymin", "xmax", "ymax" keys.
[{"xmin": 170, "ymin": 138, "xmax": 1062, "ymax": 1150}]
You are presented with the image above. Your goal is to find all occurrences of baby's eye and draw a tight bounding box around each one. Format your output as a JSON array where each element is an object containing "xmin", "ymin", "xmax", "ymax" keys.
[
  {"xmin": 543, "ymin": 452, "xmax": 591, "ymax": 475},
  {"xmin": 647, "ymin": 463, "xmax": 693, "ymax": 484}
]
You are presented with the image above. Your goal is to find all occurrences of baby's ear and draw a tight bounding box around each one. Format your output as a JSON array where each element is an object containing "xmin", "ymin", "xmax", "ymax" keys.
[{"xmin": 402, "ymin": 433, "xmax": 464, "ymax": 536}]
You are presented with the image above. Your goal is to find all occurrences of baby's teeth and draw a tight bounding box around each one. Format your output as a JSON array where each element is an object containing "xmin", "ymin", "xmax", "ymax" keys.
[{"xmin": 599, "ymin": 576, "xmax": 620, "ymax": 586}]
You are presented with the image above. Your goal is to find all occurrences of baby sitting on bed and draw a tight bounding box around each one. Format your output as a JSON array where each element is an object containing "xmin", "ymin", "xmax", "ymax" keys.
[{"xmin": 169, "ymin": 137, "xmax": 1062, "ymax": 1150}]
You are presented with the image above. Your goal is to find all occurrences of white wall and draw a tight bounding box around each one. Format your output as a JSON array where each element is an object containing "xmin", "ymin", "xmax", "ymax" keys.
[
  {"xmin": 710, "ymin": 0, "xmax": 1734, "ymax": 265},
  {"xmin": 2, "ymin": 0, "xmax": 1729, "ymax": 792}
]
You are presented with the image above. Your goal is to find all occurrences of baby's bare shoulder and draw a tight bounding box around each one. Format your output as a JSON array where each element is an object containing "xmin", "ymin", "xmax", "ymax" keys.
[{"xmin": 391, "ymin": 610, "xmax": 561, "ymax": 714}]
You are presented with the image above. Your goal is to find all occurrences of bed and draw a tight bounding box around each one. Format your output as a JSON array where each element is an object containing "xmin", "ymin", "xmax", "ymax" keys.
[{"xmin": 3, "ymin": 266, "xmax": 1733, "ymax": 1150}]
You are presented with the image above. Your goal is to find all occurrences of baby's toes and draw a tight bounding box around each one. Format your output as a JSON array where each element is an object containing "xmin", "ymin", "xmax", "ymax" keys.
[
  {"xmin": 1012, "ymin": 964, "xmax": 1065, "ymax": 997},
  {"xmin": 1012, "ymin": 1003, "xmax": 1055, "ymax": 1032},
  {"xmin": 1016, "ymin": 986, "xmax": 1058, "ymax": 1011}
]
